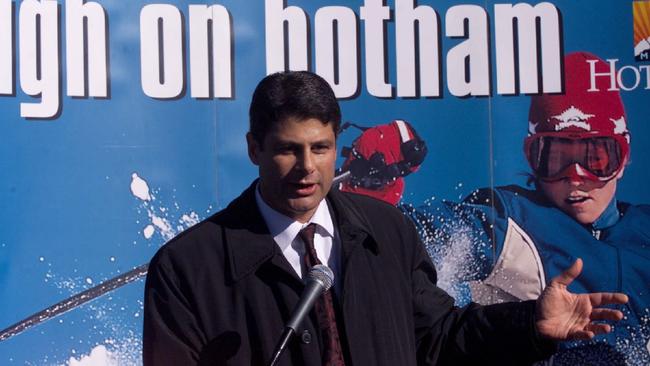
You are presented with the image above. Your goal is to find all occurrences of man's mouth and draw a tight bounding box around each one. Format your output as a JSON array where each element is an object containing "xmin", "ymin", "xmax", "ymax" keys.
[
  {"xmin": 291, "ymin": 182, "xmax": 318, "ymax": 196},
  {"xmin": 565, "ymin": 195, "xmax": 590, "ymax": 205}
]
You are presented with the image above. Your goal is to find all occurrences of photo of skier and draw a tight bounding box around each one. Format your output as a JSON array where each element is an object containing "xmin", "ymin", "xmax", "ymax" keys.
[
  {"xmin": 340, "ymin": 52, "xmax": 650, "ymax": 365},
  {"xmin": 336, "ymin": 119, "xmax": 428, "ymax": 205}
]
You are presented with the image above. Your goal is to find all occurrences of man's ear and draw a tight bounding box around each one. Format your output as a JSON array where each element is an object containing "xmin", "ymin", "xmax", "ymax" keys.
[{"xmin": 246, "ymin": 132, "xmax": 260, "ymax": 165}]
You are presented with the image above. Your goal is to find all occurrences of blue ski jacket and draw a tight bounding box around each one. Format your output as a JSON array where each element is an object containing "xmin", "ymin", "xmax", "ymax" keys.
[{"xmin": 402, "ymin": 185, "xmax": 650, "ymax": 365}]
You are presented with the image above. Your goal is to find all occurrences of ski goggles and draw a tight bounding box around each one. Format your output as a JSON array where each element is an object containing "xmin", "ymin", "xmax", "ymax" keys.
[{"xmin": 524, "ymin": 133, "xmax": 629, "ymax": 182}]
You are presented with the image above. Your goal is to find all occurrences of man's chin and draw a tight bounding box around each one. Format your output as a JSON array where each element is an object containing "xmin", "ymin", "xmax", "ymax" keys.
[
  {"xmin": 564, "ymin": 207, "xmax": 599, "ymax": 225},
  {"xmin": 288, "ymin": 200, "xmax": 319, "ymax": 213},
  {"xmin": 285, "ymin": 197, "xmax": 321, "ymax": 218}
]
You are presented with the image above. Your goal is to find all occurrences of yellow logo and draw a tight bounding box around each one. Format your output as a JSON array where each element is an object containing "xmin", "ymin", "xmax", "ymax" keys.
[{"xmin": 634, "ymin": 1, "xmax": 650, "ymax": 61}]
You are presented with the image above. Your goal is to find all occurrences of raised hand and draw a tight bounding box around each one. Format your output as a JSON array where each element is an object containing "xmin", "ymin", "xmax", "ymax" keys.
[{"xmin": 535, "ymin": 258, "xmax": 629, "ymax": 341}]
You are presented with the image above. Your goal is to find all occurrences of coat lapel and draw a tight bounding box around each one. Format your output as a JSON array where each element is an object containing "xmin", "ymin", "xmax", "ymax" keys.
[{"xmin": 221, "ymin": 181, "xmax": 300, "ymax": 285}]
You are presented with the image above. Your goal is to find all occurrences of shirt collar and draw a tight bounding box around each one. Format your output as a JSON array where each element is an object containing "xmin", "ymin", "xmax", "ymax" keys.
[
  {"xmin": 254, "ymin": 184, "xmax": 335, "ymax": 251},
  {"xmin": 592, "ymin": 197, "xmax": 620, "ymax": 230}
]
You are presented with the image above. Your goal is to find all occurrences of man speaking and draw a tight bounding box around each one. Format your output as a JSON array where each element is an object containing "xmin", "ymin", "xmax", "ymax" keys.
[{"xmin": 143, "ymin": 71, "xmax": 628, "ymax": 365}]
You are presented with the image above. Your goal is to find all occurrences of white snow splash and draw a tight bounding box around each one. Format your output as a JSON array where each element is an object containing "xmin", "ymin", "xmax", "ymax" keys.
[
  {"xmin": 129, "ymin": 173, "xmax": 151, "ymax": 201},
  {"xmin": 409, "ymin": 200, "xmax": 488, "ymax": 305},
  {"xmin": 40, "ymin": 267, "xmax": 144, "ymax": 366},
  {"xmin": 26, "ymin": 173, "xmax": 211, "ymax": 365},
  {"xmin": 67, "ymin": 345, "xmax": 117, "ymax": 366},
  {"xmin": 129, "ymin": 173, "xmax": 203, "ymax": 242},
  {"xmin": 143, "ymin": 225, "xmax": 155, "ymax": 239}
]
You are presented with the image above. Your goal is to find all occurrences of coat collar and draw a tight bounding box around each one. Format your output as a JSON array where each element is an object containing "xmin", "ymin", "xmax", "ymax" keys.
[
  {"xmin": 217, "ymin": 181, "xmax": 279, "ymax": 284},
  {"xmin": 326, "ymin": 188, "xmax": 379, "ymax": 258},
  {"xmin": 221, "ymin": 181, "xmax": 378, "ymax": 283}
]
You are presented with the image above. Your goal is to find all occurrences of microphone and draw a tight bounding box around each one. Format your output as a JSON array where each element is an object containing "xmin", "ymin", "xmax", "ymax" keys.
[{"xmin": 268, "ymin": 264, "xmax": 334, "ymax": 366}]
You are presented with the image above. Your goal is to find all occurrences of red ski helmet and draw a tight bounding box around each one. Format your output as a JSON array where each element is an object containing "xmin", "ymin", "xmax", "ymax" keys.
[
  {"xmin": 339, "ymin": 119, "xmax": 427, "ymax": 205},
  {"xmin": 525, "ymin": 52, "xmax": 630, "ymax": 182}
]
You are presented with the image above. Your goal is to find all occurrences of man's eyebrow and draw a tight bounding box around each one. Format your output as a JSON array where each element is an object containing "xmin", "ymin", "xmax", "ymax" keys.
[
  {"xmin": 272, "ymin": 140, "xmax": 300, "ymax": 146},
  {"xmin": 311, "ymin": 139, "xmax": 334, "ymax": 146},
  {"xmin": 271, "ymin": 138, "xmax": 334, "ymax": 146}
]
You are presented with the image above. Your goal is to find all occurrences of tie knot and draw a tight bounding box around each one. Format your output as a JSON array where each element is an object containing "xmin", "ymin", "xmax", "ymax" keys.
[
  {"xmin": 298, "ymin": 223, "xmax": 318, "ymax": 247},
  {"xmin": 299, "ymin": 223, "xmax": 321, "ymax": 267}
]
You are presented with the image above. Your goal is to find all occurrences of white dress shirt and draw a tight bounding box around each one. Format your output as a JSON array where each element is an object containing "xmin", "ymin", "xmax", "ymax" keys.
[{"xmin": 255, "ymin": 186, "xmax": 341, "ymax": 289}]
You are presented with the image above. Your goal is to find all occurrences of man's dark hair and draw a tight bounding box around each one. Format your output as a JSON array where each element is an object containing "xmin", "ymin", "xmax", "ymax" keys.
[{"xmin": 249, "ymin": 71, "xmax": 341, "ymax": 145}]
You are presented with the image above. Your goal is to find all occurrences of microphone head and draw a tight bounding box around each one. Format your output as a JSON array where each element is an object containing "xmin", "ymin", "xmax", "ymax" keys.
[{"xmin": 308, "ymin": 264, "xmax": 334, "ymax": 291}]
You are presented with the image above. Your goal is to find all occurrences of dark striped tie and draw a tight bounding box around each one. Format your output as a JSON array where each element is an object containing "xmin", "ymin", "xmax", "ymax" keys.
[{"xmin": 298, "ymin": 223, "xmax": 346, "ymax": 366}]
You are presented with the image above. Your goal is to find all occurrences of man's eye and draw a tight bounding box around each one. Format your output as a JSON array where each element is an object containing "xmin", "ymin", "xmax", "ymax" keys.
[
  {"xmin": 312, "ymin": 145, "xmax": 331, "ymax": 154},
  {"xmin": 276, "ymin": 146, "xmax": 295, "ymax": 154}
]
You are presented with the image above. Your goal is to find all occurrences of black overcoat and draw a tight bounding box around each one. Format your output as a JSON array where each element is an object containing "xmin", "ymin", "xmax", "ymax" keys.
[{"xmin": 143, "ymin": 182, "xmax": 554, "ymax": 365}]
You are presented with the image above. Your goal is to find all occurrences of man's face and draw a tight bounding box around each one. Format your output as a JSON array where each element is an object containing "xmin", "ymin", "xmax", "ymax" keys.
[
  {"xmin": 247, "ymin": 117, "xmax": 336, "ymax": 223},
  {"xmin": 538, "ymin": 170, "xmax": 622, "ymax": 225}
]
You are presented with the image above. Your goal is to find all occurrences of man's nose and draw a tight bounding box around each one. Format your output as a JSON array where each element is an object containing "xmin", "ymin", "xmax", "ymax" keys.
[
  {"xmin": 565, "ymin": 164, "xmax": 587, "ymax": 186},
  {"xmin": 297, "ymin": 150, "xmax": 316, "ymax": 173}
]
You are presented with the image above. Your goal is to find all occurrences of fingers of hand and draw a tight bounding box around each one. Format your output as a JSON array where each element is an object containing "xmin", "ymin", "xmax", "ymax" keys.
[
  {"xmin": 585, "ymin": 322, "xmax": 612, "ymax": 336},
  {"xmin": 570, "ymin": 330, "xmax": 596, "ymax": 340},
  {"xmin": 551, "ymin": 258, "xmax": 583, "ymax": 287},
  {"xmin": 590, "ymin": 308, "xmax": 624, "ymax": 322},
  {"xmin": 589, "ymin": 292, "xmax": 629, "ymax": 307}
]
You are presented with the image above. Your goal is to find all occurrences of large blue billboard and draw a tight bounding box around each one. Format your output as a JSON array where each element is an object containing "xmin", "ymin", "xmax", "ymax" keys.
[{"xmin": 1, "ymin": 0, "xmax": 649, "ymax": 364}]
